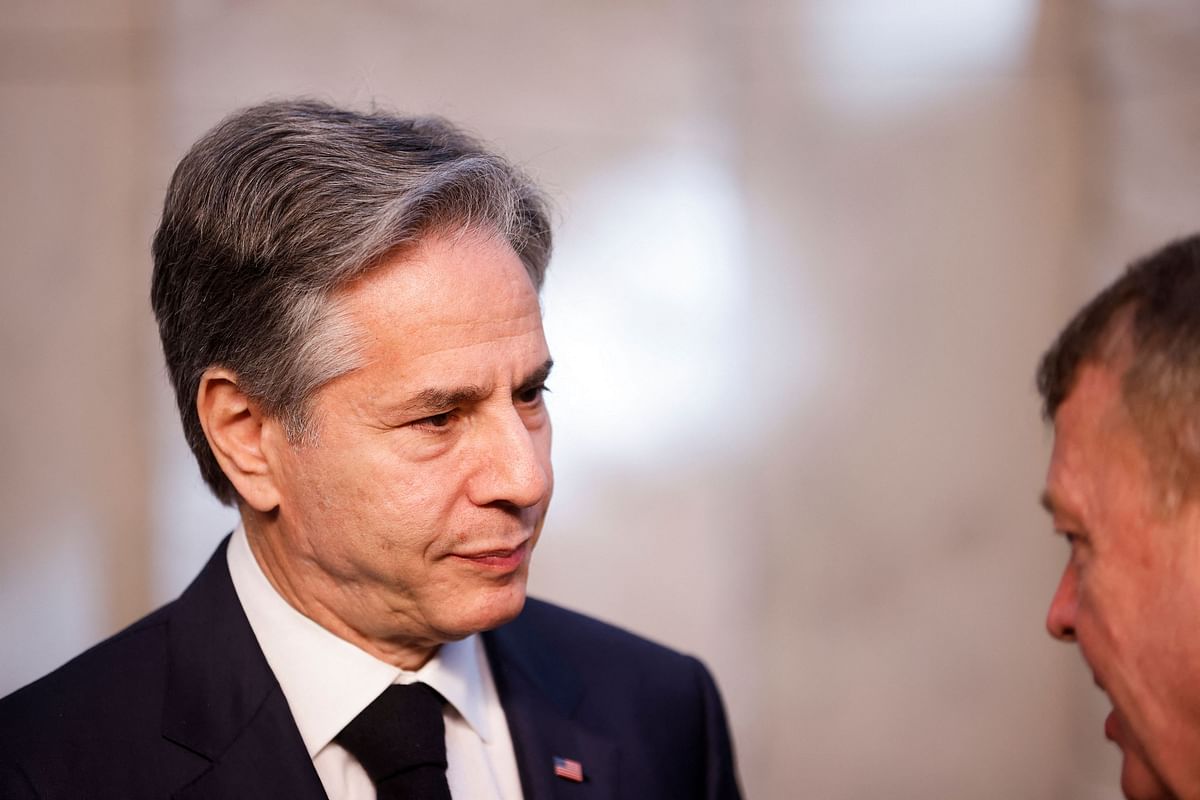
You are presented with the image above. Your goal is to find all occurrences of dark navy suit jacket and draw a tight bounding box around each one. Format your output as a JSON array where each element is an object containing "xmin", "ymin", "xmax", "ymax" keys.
[{"xmin": 0, "ymin": 539, "xmax": 741, "ymax": 799}]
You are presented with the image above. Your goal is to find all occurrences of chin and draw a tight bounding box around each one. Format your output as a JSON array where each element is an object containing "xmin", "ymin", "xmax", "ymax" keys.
[
  {"xmin": 1119, "ymin": 750, "xmax": 1174, "ymax": 800},
  {"xmin": 437, "ymin": 581, "xmax": 529, "ymax": 640}
]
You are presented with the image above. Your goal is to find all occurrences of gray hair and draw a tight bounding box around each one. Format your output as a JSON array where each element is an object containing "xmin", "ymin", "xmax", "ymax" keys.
[
  {"xmin": 151, "ymin": 100, "xmax": 553, "ymax": 504},
  {"xmin": 1037, "ymin": 233, "xmax": 1200, "ymax": 504}
]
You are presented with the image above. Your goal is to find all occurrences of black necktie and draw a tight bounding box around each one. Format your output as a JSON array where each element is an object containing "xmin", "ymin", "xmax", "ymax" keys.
[{"xmin": 335, "ymin": 683, "xmax": 452, "ymax": 800}]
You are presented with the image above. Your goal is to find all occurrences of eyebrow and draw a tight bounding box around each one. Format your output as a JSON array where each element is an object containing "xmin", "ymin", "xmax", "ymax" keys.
[
  {"xmin": 404, "ymin": 358, "xmax": 554, "ymax": 413},
  {"xmin": 1039, "ymin": 491, "xmax": 1056, "ymax": 515},
  {"xmin": 515, "ymin": 358, "xmax": 554, "ymax": 395}
]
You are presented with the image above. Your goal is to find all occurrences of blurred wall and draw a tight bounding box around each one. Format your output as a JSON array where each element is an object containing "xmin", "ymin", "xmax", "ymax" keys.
[{"xmin": 4, "ymin": 1, "xmax": 1200, "ymax": 797}]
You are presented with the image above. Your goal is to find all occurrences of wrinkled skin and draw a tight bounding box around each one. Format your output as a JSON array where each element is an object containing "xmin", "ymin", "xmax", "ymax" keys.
[{"xmin": 238, "ymin": 230, "xmax": 554, "ymax": 669}]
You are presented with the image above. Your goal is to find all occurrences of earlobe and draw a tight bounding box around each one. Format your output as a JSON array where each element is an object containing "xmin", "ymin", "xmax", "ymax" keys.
[{"xmin": 196, "ymin": 368, "xmax": 282, "ymax": 513}]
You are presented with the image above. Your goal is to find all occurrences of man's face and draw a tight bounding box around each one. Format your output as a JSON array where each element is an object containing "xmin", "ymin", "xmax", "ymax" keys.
[
  {"xmin": 1044, "ymin": 363, "xmax": 1200, "ymax": 800},
  {"xmin": 262, "ymin": 230, "xmax": 553, "ymax": 655}
]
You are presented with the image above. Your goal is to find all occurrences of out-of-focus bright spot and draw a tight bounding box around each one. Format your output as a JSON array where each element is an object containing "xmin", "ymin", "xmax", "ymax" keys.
[
  {"xmin": 802, "ymin": 0, "xmax": 1038, "ymax": 112},
  {"xmin": 542, "ymin": 150, "xmax": 748, "ymax": 501}
]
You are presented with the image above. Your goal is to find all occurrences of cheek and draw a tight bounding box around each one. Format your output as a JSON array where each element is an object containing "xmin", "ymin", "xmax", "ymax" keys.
[
  {"xmin": 1072, "ymin": 568, "xmax": 1135, "ymax": 676},
  {"xmin": 387, "ymin": 460, "xmax": 472, "ymax": 516},
  {"xmin": 1075, "ymin": 567, "xmax": 1174, "ymax": 721},
  {"xmin": 275, "ymin": 445, "xmax": 348, "ymax": 523},
  {"xmin": 329, "ymin": 438, "xmax": 455, "ymax": 507},
  {"xmin": 349, "ymin": 459, "xmax": 477, "ymax": 557}
]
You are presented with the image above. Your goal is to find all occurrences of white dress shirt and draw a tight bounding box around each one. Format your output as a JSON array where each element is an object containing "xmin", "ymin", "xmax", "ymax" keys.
[{"xmin": 226, "ymin": 524, "xmax": 525, "ymax": 800}]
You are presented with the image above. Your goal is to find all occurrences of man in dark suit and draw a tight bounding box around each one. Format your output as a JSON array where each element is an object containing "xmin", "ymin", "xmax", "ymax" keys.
[{"xmin": 0, "ymin": 100, "xmax": 741, "ymax": 799}]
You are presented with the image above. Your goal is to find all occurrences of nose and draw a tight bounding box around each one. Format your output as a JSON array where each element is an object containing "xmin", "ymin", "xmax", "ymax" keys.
[
  {"xmin": 1046, "ymin": 562, "xmax": 1078, "ymax": 642},
  {"xmin": 466, "ymin": 408, "xmax": 552, "ymax": 510}
]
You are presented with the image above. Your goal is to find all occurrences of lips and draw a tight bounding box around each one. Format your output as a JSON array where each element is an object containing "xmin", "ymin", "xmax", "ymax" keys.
[
  {"xmin": 1092, "ymin": 675, "xmax": 1121, "ymax": 742},
  {"xmin": 451, "ymin": 540, "xmax": 530, "ymax": 571}
]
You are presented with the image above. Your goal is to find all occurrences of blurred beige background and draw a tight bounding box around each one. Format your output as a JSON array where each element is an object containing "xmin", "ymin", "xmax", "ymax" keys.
[{"xmin": 4, "ymin": 0, "xmax": 1200, "ymax": 797}]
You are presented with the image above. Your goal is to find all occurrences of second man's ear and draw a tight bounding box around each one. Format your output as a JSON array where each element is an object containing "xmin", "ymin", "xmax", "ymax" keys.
[{"xmin": 195, "ymin": 368, "xmax": 283, "ymax": 513}]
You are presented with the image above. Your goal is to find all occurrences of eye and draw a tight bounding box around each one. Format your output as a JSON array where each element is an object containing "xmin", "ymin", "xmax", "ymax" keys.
[
  {"xmin": 411, "ymin": 411, "xmax": 455, "ymax": 430},
  {"xmin": 516, "ymin": 384, "xmax": 548, "ymax": 405},
  {"xmin": 1058, "ymin": 530, "xmax": 1087, "ymax": 554}
]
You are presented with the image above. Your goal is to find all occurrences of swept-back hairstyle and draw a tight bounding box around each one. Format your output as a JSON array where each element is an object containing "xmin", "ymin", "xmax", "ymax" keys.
[
  {"xmin": 151, "ymin": 100, "xmax": 553, "ymax": 504},
  {"xmin": 1037, "ymin": 234, "xmax": 1200, "ymax": 496}
]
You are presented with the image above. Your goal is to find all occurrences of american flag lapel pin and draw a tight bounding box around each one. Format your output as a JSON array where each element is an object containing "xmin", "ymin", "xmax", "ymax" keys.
[{"xmin": 553, "ymin": 755, "xmax": 585, "ymax": 783}]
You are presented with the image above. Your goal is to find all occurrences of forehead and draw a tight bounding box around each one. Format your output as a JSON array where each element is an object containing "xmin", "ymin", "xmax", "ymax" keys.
[
  {"xmin": 1052, "ymin": 364, "xmax": 1125, "ymax": 451},
  {"xmin": 348, "ymin": 231, "xmax": 539, "ymax": 324},
  {"xmin": 1046, "ymin": 362, "xmax": 1150, "ymax": 516},
  {"xmin": 327, "ymin": 230, "xmax": 547, "ymax": 390}
]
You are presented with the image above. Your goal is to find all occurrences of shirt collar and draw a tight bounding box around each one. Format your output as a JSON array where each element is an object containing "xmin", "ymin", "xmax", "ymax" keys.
[{"xmin": 225, "ymin": 523, "xmax": 494, "ymax": 756}]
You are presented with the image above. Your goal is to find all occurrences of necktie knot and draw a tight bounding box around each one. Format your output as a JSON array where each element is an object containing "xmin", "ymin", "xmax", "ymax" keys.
[{"xmin": 336, "ymin": 682, "xmax": 452, "ymax": 799}]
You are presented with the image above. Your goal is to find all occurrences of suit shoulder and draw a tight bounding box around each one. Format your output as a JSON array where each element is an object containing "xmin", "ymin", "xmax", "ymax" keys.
[
  {"xmin": 493, "ymin": 598, "xmax": 742, "ymax": 797},
  {"xmin": 515, "ymin": 597, "xmax": 708, "ymax": 676},
  {"xmin": 0, "ymin": 600, "xmax": 175, "ymax": 738},
  {"xmin": 0, "ymin": 597, "xmax": 221, "ymax": 799}
]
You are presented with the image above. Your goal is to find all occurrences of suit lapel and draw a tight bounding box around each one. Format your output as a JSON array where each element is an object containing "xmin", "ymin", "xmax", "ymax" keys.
[
  {"xmin": 485, "ymin": 614, "xmax": 620, "ymax": 800},
  {"xmin": 161, "ymin": 538, "xmax": 327, "ymax": 800},
  {"xmin": 171, "ymin": 687, "xmax": 326, "ymax": 800}
]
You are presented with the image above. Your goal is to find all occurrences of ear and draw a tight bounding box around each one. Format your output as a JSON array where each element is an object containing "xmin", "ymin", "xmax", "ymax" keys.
[{"xmin": 196, "ymin": 368, "xmax": 283, "ymax": 513}]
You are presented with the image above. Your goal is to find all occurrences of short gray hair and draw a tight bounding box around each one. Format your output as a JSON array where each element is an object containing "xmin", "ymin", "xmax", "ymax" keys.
[
  {"xmin": 151, "ymin": 100, "xmax": 553, "ymax": 504},
  {"xmin": 1037, "ymin": 233, "xmax": 1200, "ymax": 503}
]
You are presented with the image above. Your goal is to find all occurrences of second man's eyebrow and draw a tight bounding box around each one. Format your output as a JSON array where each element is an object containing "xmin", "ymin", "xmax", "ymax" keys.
[{"xmin": 1039, "ymin": 491, "xmax": 1056, "ymax": 515}]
